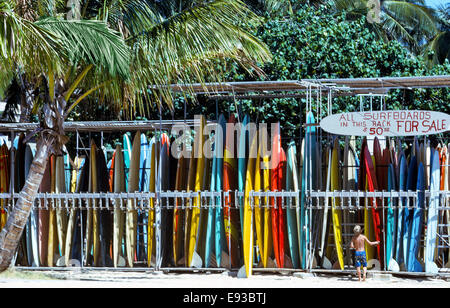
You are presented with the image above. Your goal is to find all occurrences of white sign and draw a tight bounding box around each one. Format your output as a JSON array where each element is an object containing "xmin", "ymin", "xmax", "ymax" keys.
[{"xmin": 320, "ymin": 110, "xmax": 450, "ymax": 136}]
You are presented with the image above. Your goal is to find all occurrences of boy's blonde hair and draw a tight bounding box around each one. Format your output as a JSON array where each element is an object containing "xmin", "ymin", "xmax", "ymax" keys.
[{"xmin": 353, "ymin": 225, "xmax": 361, "ymax": 234}]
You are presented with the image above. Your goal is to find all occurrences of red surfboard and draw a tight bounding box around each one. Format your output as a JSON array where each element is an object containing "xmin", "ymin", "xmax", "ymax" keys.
[
  {"xmin": 271, "ymin": 125, "xmax": 287, "ymax": 268},
  {"xmin": 223, "ymin": 114, "xmax": 240, "ymax": 268},
  {"xmin": 363, "ymin": 144, "xmax": 383, "ymax": 265}
]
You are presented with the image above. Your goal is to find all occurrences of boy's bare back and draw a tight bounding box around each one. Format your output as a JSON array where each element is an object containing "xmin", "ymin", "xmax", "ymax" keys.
[{"xmin": 351, "ymin": 234, "xmax": 367, "ymax": 252}]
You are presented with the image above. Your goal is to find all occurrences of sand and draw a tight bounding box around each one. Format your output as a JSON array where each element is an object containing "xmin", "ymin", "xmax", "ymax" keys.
[{"xmin": 0, "ymin": 269, "xmax": 448, "ymax": 288}]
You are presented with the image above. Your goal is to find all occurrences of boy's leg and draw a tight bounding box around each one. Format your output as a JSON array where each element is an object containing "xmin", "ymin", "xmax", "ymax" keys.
[
  {"xmin": 356, "ymin": 266, "xmax": 361, "ymax": 281},
  {"xmin": 362, "ymin": 267, "xmax": 367, "ymax": 281}
]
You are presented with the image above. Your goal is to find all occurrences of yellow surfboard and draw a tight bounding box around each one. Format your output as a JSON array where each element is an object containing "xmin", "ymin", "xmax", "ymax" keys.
[
  {"xmin": 188, "ymin": 116, "xmax": 206, "ymax": 267},
  {"xmin": 262, "ymin": 148, "xmax": 273, "ymax": 268},
  {"xmin": 330, "ymin": 138, "xmax": 344, "ymax": 270},
  {"xmin": 242, "ymin": 131, "xmax": 258, "ymax": 277},
  {"xmin": 126, "ymin": 131, "xmax": 141, "ymax": 267},
  {"xmin": 184, "ymin": 140, "xmax": 196, "ymax": 267},
  {"xmin": 147, "ymin": 138, "xmax": 157, "ymax": 266},
  {"xmin": 254, "ymin": 145, "xmax": 263, "ymax": 266}
]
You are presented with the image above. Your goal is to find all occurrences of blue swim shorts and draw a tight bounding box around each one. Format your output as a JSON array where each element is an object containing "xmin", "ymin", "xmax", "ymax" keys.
[{"xmin": 355, "ymin": 251, "xmax": 367, "ymax": 268}]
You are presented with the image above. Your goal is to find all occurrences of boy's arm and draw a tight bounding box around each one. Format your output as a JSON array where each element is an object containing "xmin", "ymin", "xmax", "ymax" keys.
[{"xmin": 363, "ymin": 236, "xmax": 380, "ymax": 246}]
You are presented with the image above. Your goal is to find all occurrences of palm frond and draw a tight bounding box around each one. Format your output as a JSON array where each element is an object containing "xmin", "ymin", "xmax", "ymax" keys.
[
  {"xmin": 383, "ymin": 1, "xmax": 438, "ymax": 39},
  {"xmin": 35, "ymin": 17, "xmax": 131, "ymax": 80},
  {"xmin": 126, "ymin": 0, "xmax": 271, "ymax": 111}
]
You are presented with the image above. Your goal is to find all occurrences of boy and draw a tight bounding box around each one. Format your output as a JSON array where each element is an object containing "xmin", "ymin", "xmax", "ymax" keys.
[{"xmin": 350, "ymin": 225, "xmax": 380, "ymax": 282}]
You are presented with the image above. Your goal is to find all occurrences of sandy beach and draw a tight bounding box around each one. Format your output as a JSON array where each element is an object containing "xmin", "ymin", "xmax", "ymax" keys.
[{"xmin": 0, "ymin": 269, "xmax": 448, "ymax": 288}]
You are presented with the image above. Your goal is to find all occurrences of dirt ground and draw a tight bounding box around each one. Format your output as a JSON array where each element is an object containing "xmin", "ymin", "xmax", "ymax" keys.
[{"xmin": 0, "ymin": 269, "xmax": 448, "ymax": 288}]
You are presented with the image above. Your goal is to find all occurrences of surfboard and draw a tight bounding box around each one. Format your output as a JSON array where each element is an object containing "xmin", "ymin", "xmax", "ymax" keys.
[
  {"xmin": 396, "ymin": 154, "xmax": 407, "ymax": 267},
  {"xmin": 261, "ymin": 140, "xmax": 273, "ymax": 269},
  {"xmin": 223, "ymin": 114, "xmax": 240, "ymax": 269},
  {"xmin": 112, "ymin": 145, "xmax": 126, "ymax": 267},
  {"xmin": 286, "ymin": 142, "xmax": 300, "ymax": 269},
  {"xmin": 97, "ymin": 147, "xmax": 112, "ymax": 267},
  {"xmin": 64, "ymin": 155, "xmax": 84, "ymax": 267},
  {"xmin": 238, "ymin": 114, "xmax": 250, "ymax": 237},
  {"xmin": 271, "ymin": 122, "xmax": 286, "ymax": 269},
  {"xmin": 47, "ymin": 155, "xmax": 58, "ymax": 267},
  {"xmin": 403, "ymin": 156, "xmax": 418, "ymax": 269},
  {"xmin": 407, "ymin": 162, "xmax": 425, "ymax": 272},
  {"xmin": 173, "ymin": 153, "xmax": 187, "ymax": 266},
  {"xmin": 241, "ymin": 130, "xmax": 258, "ymax": 278},
  {"xmin": 205, "ymin": 139, "xmax": 217, "ymax": 268},
  {"xmin": 319, "ymin": 144, "xmax": 333, "ymax": 269},
  {"xmin": 386, "ymin": 164, "xmax": 399, "ymax": 271},
  {"xmin": 148, "ymin": 137, "xmax": 157, "ymax": 267},
  {"xmin": 55, "ymin": 155, "xmax": 68, "ymax": 266},
  {"xmin": 215, "ymin": 114, "xmax": 227, "ymax": 268},
  {"xmin": 188, "ymin": 116, "xmax": 206, "ymax": 268},
  {"xmin": 330, "ymin": 138, "xmax": 344, "ymax": 270},
  {"xmin": 123, "ymin": 133, "xmax": 132, "ymax": 191},
  {"xmin": 126, "ymin": 132, "xmax": 141, "ymax": 267},
  {"xmin": 156, "ymin": 133, "xmax": 173, "ymax": 267},
  {"xmin": 300, "ymin": 112, "xmax": 317, "ymax": 269},
  {"xmin": 184, "ymin": 135, "xmax": 197, "ymax": 267},
  {"xmin": 254, "ymin": 142, "xmax": 263, "ymax": 267},
  {"xmin": 137, "ymin": 134, "xmax": 150, "ymax": 261},
  {"xmin": 425, "ymin": 149, "xmax": 440, "ymax": 273}
]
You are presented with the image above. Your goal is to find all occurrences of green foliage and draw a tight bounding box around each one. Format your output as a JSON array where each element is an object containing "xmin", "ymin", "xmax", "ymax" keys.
[{"xmin": 159, "ymin": 4, "xmax": 449, "ymax": 140}]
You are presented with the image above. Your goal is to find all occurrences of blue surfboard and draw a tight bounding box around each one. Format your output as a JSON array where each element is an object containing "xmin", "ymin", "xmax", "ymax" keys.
[
  {"xmin": 386, "ymin": 164, "xmax": 397, "ymax": 270},
  {"xmin": 300, "ymin": 111, "xmax": 316, "ymax": 269},
  {"xmin": 395, "ymin": 154, "xmax": 407, "ymax": 266},
  {"xmin": 407, "ymin": 162, "xmax": 425, "ymax": 272},
  {"xmin": 403, "ymin": 156, "xmax": 417, "ymax": 269}
]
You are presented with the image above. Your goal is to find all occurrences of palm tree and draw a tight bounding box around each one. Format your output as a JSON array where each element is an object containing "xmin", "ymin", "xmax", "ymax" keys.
[
  {"xmin": 0, "ymin": 0, "xmax": 271, "ymax": 271},
  {"xmin": 425, "ymin": 3, "xmax": 450, "ymax": 65},
  {"xmin": 330, "ymin": 0, "xmax": 439, "ymax": 56}
]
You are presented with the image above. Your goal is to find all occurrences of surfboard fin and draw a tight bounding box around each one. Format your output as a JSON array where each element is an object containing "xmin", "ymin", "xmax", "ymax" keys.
[
  {"xmin": 221, "ymin": 251, "xmax": 230, "ymax": 268},
  {"xmin": 190, "ymin": 251, "xmax": 203, "ymax": 268},
  {"xmin": 312, "ymin": 256, "xmax": 318, "ymax": 269},
  {"xmin": 425, "ymin": 262, "xmax": 439, "ymax": 274},
  {"xmin": 388, "ymin": 258, "xmax": 400, "ymax": 272},
  {"xmin": 67, "ymin": 259, "xmax": 81, "ymax": 267},
  {"xmin": 237, "ymin": 265, "xmax": 247, "ymax": 278},
  {"xmin": 118, "ymin": 256, "xmax": 126, "ymax": 267},
  {"xmin": 411, "ymin": 258, "xmax": 423, "ymax": 272},
  {"xmin": 367, "ymin": 259, "xmax": 381, "ymax": 270},
  {"xmin": 322, "ymin": 256, "xmax": 332, "ymax": 269},
  {"xmin": 56, "ymin": 256, "xmax": 66, "ymax": 267}
]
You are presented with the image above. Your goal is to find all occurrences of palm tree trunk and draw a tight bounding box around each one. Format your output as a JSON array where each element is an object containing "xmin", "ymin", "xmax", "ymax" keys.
[{"xmin": 0, "ymin": 136, "xmax": 52, "ymax": 272}]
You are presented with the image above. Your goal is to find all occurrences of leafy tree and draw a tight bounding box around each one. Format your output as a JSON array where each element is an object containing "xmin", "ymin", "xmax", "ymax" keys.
[{"xmin": 157, "ymin": 4, "xmax": 449, "ymax": 140}]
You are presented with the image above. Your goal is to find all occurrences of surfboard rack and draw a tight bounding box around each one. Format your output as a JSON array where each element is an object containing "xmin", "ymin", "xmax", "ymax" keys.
[{"xmin": 3, "ymin": 189, "xmax": 450, "ymax": 274}]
